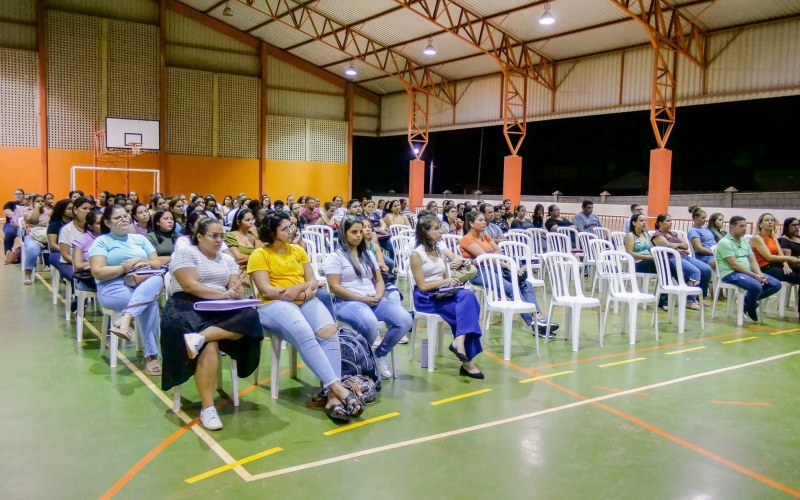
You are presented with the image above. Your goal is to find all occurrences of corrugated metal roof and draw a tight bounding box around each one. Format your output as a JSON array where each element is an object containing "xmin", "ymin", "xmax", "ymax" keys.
[
  {"xmin": 251, "ymin": 21, "xmax": 314, "ymax": 49},
  {"xmin": 529, "ymin": 19, "xmax": 649, "ymax": 61},
  {"xmin": 312, "ymin": 0, "xmax": 399, "ymax": 26},
  {"xmin": 207, "ymin": 0, "xmax": 271, "ymax": 32},
  {"xmin": 434, "ymin": 53, "xmax": 501, "ymax": 81},
  {"xmin": 356, "ymin": 8, "xmax": 441, "ymax": 47},
  {"xmin": 688, "ymin": 0, "xmax": 800, "ymax": 30},
  {"xmin": 167, "ymin": 9, "xmax": 257, "ymax": 54}
]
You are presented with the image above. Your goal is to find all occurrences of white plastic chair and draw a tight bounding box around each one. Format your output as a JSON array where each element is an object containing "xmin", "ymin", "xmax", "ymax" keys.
[
  {"xmin": 592, "ymin": 227, "xmax": 612, "ymax": 242},
  {"xmin": 710, "ymin": 244, "xmax": 763, "ymax": 326},
  {"xmin": 476, "ymin": 253, "xmax": 540, "ymax": 359},
  {"xmin": 586, "ymin": 239, "xmax": 614, "ymax": 297},
  {"xmin": 390, "ymin": 235, "xmax": 414, "ymax": 292},
  {"xmin": 650, "ymin": 247, "xmax": 705, "ymax": 333},
  {"xmin": 389, "ymin": 224, "xmax": 412, "ymax": 238},
  {"xmin": 51, "ymin": 265, "xmax": 61, "ymax": 304},
  {"xmin": 776, "ymin": 282, "xmax": 799, "ymax": 319},
  {"xmin": 74, "ymin": 284, "xmax": 98, "ymax": 344},
  {"xmin": 525, "ymin": 228, "xmax": 548, "ymax": 279},
  {"xmin": 172, "ymin": 353, "xmax": 241, "ymax": 412},
  {"xmin": 100, "ymin": 308, "xmax": 143, "ymax": 369},
  {"xmin": 302, "ymin": 230, "xmax": 328, "ymax": 273},
  {"xmin": 578, "ymin": 232, "xmax": 598, "ymax": 278},
  {"xmin": 407, "ymin": 264, "xmax": 447, "ymax": 372},
  {"xmin": 498, "ymin": 240, "xmax": 547, "ymax": 312},
  {"xmin": 611, "ymin": 231, "xmax": 627, "ymax": 251},
  {"xmin": 597, "ymin": 250, "xmax": 658, "ymax": 344},
  {"xmin": 305, "ymin": 225, "xmax": 336, "ymax": 252},
  {"xmin": 542, "ymin": 252, "xmax": 603, "ymax": 352},
  {"xmin": 440, "ymin": 234, "xmax": 463, "ymax": 256},
  {"xmin": 557, "ymin": 227, "xmax": 584, "ymax": 258},
  {"xmin": 547, "ymin": 232, "xmax": 584, "ymax": 275},
  {"xmin": 673, "ymin": 230, "xmax": 693, "ymax": 257}
]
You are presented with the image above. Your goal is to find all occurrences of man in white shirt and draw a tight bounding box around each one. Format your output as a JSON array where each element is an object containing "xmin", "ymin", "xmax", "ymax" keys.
[
  {"xmin": 399, "ymin": 198, "xmax": 413, "ymax": 218},
  {"xmin": 332, "ymin": 196, "xmax": 347, "ymax": 218}
]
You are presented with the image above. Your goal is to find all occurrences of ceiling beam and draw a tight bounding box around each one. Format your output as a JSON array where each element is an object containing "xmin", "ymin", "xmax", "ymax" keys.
[
  {"xmin": 282, "ymin": 5, "xmax": 404, "ymax": 52},
  {"xmin": 164, "ymin": 0, "xmax": 380, "ymax": 104}
]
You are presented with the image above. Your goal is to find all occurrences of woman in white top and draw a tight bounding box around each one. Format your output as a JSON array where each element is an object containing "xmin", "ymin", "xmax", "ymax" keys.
[
  {"xmin": 161, "ymin": 218, "xmax": 263, "ymax": 431},
  {"xmin": 325, "ymin": 217, "xmax": 413, "ymax": 380},
  {"xmin": 409, "ymin": 215, "xmax": 484, "ymax": 378},
  {"xmin": 57, "ymin": 196, "xmax": 93, "ymax": 282}
]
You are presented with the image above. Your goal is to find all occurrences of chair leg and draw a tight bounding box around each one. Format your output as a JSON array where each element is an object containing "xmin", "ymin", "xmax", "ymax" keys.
[
  {"xmin": 289, "ymin": 345, "xmax": 298, "ymax": 379},
  {"xmin": 653, "ymin": 299, "xmax": 659, "ymax": 340},
  {"xmin": 76, "ymin": 293, "xmax": 85, "ymax": 344},
  {"xmin": 52, "ymin": 269, "xmax": 60, "ymax": 305},
  {"xmin": 100, "ymin": 313, "xmax": 109, "ymax": 357},
  {"xmin": 571, "ymin": 307, "xmax": 581, "ymax": 352},
  {"xmin": 230, "ymin": 359, "xmax": 239, "ymax": 407},
  {"xmin": 502, "ymin": 311, "xmax": 513, "ymax": 361},
  {"xmin": 735, "ymin": 291, "xmax": 744, "ymax": 326},
  {"xmin": 409, "ymin": 317, "xmax": 419, "ymax": 361},
  {"xmin": 427, "ymin": 317, "xmax": 438, "ymax": 372},
  {"xmin": 677, "ymin": 295, "xmax": 687, "ymax": 334},
  {"xmin": 109, "ymin": 312, "xmax": 120, "ymax": 369},
  {"xmin": 711, "ymin": 282, "xmax": 720, "ymax": 320},
  {"xmin": 390, "ymin": 349, "xmax": 396, "ymax": 379},
  {"xmin": 172, "ymin": 386, "xmax": 181, "ymax": 413},
  {"xmin": 65, "ymin": 281, "xmax": 73, "ymax": 322},
  {"xmin": 270, "ymin": 334, "xmax": 281, "ymax": 399},
  {"xmin": 628, "ymin": 302, "xmax": 637, "ymax": 345}
]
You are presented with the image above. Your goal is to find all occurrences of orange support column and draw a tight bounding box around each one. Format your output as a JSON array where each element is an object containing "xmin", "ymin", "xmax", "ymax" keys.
[
  {"xmin": 408, "ymin": 159, "xmax": 425, "ymax": 210},
  {"xmin": 647, "ymin": 148, "xmax": 672, "ymax": 220},
  {"xmin": 503, "ymin": 155, "xmax": 522, "ymax": 207}
]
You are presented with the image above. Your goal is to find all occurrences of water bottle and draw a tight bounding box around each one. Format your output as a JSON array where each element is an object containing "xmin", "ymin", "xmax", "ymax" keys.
[{"xmin": 421, "ymin": 339, "xmax": 428, "ymax": 369}]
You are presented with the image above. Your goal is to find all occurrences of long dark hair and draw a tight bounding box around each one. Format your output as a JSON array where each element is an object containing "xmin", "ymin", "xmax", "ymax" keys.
[
  {"xmin": 132, "ymin": 203, "xmax": 151, "ymax": 231},
  {"xmin": 655, "ymin": 213, "xmax": 670, "ymax": 231},
  {"xmin": 629, "ymin": 213, "xmax": 645, "ymax": 233},
  {"xmin": 183, "ymin": 210, "xmax": 204, "ymax": 237},
  {"xmin": 415, "ymin": 215, "xmax": 441, "ymax": 254},
  {"xmin": 257, "ymin": 211, "xmax": 290, "ymax": 244},
  {"xmin": 782, "ymin": 217, "xmax": 799, "ymax": 238},
  {"xmin": 463, "ymin": 210, "xmax": 482, "ymax": 234},
  {"xmin": 101, "ymin": 205, "xmax": 126, "ymax": 234},
  {"xmin": 84, "ymin": 210, "xmax": 102, "ymax": 233},
  {"xmin": 336, "ymin": 216, "xmax": 375, "ymax": 279},
  {"xmin": 52, "ymin": 199, "xmax": 72, "ymax": 222},
  {"xmin": 231, "ymin": 208, "xmax": 252, "ymax": 232},
  {"xmin": 151, "ymin": 210, "xmax": 177, "ymax": 244},
  {"xmin": 533, "ymin": 204, "xmax": 544, "ymax": 225},
  {"xmin": 191, "ymin": 217, "xmax": 220, "ymax": 245}
]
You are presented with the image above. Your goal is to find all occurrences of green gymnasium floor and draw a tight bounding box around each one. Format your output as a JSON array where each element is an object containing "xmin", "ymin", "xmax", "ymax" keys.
[{"xmin": 2, "ymin": 264, "xmax": 800, "ymax": 500}]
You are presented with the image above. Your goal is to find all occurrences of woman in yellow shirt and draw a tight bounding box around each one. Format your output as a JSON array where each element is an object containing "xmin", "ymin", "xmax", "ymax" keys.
[{"xmin": 248, "ymin": 212, "xmax": 365, "ymax": 422}]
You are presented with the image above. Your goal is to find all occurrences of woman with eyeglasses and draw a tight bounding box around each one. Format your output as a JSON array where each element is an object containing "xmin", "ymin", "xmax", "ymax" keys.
[
  {"xmin": 751, "ymin": 214, "xmax": 800, "ymax": 317},
  {"xmin": 250, "ymin": 212, "xmax": 366, "ymax": 423},
  {"xmin": 161, "ymin": 217, "xmax": 262, "ymax": 430},
  {"xmin": 88, "ymin": 205, "xmax": 163, "ymax": 375},
  {"xmin": 3, "ymin": 188, "xmax": 25, "ymax": 263}
]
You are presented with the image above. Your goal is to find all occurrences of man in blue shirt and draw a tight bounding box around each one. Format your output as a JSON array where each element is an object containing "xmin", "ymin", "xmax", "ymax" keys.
[{"xmin": 573, "ymin": 200, "xmax": 602, "ymax": 232}]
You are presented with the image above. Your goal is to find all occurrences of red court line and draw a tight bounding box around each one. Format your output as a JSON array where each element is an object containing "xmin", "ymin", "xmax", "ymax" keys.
[
  {"xmin": 530, "ymin": 325, "xmax": 770, "ymax": 371},
  {"xmin": 484, "ymin": 350, "xmax": 800, "ymax": 498},
  {"xmin": 99, "ymin": 365, "xmax": 300, "ymax": 500},
  {"xmin": 711, "ymin": 400, "xmax": 770, "ymax": 406},
  {"xmin": 593, "ymin": 385, "xmax": 649, "ymax": 397}
]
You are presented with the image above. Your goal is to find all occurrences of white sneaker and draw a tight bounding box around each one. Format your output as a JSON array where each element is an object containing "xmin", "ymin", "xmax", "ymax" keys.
[
  {"xmin": 397, "ymin": 335, "xmax": 409, "ymax": 344},
  {"xmin": 375, "ymin": 355, "xmax": 391, "ymax": 379},
  {"xmin": 184, "ymin": 333, "xmax": 205, "ymax": 360},
  {"xmin": 199, "ymin": 406, "xmax": 223, "ymax": 430},
  {"xmin": 372, "ymin": 336, "xmax": 382, "ymax": 348}
]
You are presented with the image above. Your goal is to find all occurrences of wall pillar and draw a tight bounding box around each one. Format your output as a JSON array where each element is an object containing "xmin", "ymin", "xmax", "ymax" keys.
[
  {"xmin": 647, "ymin": 148, "xmax": 672, "ymax": 220},
  {"xmin": 37, "ymin": 0, "xmax": 48, "ymax": 193},
  {"xmin": 158, "ymin": 0, "xmax": 167, "ymax": 194},
  {"xmin": 503, "ymin": 155, "xmax": 522, "ymax": 207},
  {"xmin": 409, "ymin": 159, "xmax": 425, "ymax": 209},
  {"xmin": 259, "ymin": 43, "xmax": 267, "ymax": 197}
]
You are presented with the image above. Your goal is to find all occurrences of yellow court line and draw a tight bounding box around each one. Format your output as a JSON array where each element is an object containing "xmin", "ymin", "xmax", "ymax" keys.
[
  {"xmin": 518, "ymin": 370, "xmax": 574, "ymax": 384},
  {"xmin": 598, "ymin": 357, "xmax": 647, "ymax": 368},
  {"xmin": 665, "ymin": 346, "xmax": 707, "ymax": 355},
  {"xmin": 323, "ymin": 412, "xmax": 400, "ymax": 436},
  {"xmin": 186, "ymin": 447, "xmax": 283, "ymax": 484},
  {"xmin": 431, "ymin": 389, "xmax": 492, "ymax": 406},
  {"xmin": 722, "ymin": 336, "xmax": 758, "ymax": 344},
  {"xmin": 770, "ymin": 328, "xmax": 800, "ymax": 336}
]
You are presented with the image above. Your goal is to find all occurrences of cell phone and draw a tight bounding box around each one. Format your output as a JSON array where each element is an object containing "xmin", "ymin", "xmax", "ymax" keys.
[{"xmin": 437, "ymin": 286, "xmax": 464, "ymax": 292}]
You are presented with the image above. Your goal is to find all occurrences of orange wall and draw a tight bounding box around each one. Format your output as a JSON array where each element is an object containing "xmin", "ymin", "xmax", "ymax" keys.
[
  {"xmin": 1, "ymin": 148, "xmax": 348, "ymax": 206},
  {"xmin": 264, "ymin": 160, "xmax": 348, "ymax": 204}
]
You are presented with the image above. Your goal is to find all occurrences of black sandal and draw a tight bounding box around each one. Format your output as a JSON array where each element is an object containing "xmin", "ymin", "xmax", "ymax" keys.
[
  {"xmin": 448, "ymin": 342, "xmax": 468, "ymax": 362},
  {"xmin": 326, "ymin": 400, "xmax": 350, "ymax": 422},
  {"xmin": 343, "ymin": 392, "xmax": 364, "ymax": 418}
]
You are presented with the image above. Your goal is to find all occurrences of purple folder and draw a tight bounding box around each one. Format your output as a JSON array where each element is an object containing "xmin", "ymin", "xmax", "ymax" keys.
[{"xmin": 193, "ymin": 299, "xmax": 262, "ymax": 312}]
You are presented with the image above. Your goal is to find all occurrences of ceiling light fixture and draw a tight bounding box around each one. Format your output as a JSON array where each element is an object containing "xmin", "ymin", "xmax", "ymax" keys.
[
  {"xmin": 423, "ymin": 37, "xmax": 437, "ymax": 56},
  {"xmin": 539, "ymin": 1, "xmax": 555, "ymax": 25},
  {"xmin": 345, "ymin": 62, "xmax": 357, "ymax": 76},
  {"xmin": 223, "ymin": 1, "xmax": 233, "ymax": 17}
]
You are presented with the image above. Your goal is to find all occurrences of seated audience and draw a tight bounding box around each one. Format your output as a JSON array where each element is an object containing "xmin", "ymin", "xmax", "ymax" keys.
[
  {"xmin": 440, "ymin": 204, "xmax": 462, "ymax": 235},
  {"xmin": 493, "ymin": 204, "xmax": 510, "ymax": 233},
  {"xmin": 362, "ymin": 221, "xmax": 394, "ymax": 272},
  {"xmin": 261, "ymin": 195, "xmax": 273, "ymax": 211},
  {"xmin": 127, "ymin": 191, "xmax": 139, "ymax": 206},
  {"xmin": 290, "ymin": 203, "xmax": 308, "ymax": 230},
  {"xmin": 97, "ymin": 191, "xmax": 110, "ymax": 211},
  {"xmin": 346, "ymin": 199, "xmax": 366, "ymax": 220},
  {"xmin": 623, "ymin": 204, "xmax": 643, "ymax": 235},
  {"xmin": 573, "ymin": 200, "xmax": 603, "ymax": 232},
  {"xmin": 751, "ymin": 213, "xmax": 800, "ymax": 316},
  {"xmin": 220, "ymin": 195, "xmax": 233, "ymax": 219},
  {"xmin": 531, "ymin": 204, "xmax": 545, "ymax": 229},
  {"xmin": 545, "ymin": 205, "xmax": 574, "ymax": 232},
  {"xmin": 225, "ymin": 208, "xmax": 259, "ymax": 269},
  {"xmin": 426, "ymin": 200, "xmax": 439, "ymax": 215},
  {"xmin": 716, "ymin": 215, "xmax": 781, "ymax": 322},
  {"xmin": 399, "ymin": 198, "xmax": 413, "ymax": 218},
  {"xmin": 651, "ymin": 213, "xmax": 712, "ymax": 310},
  {"xmin": 57, "ymin": 197, "xmax": 93, "ymax": 282},
  {"xmin": 510, "ymin": 205, "xmax": 535, "ymax": 230},
  {"xmin": 480, "ymin": 203, "xmax": 505, "ymax": 241},
  {"xmin": 317, "ymin": 202, "xmax": 339, "ymax": 231},
  {"xmin": 300, "ymin": 196, "xmax": 322, "ymax": 225},
  {"xmin": 46, "ymin": 199, "xmax": 72, "ymax": 270},
  {"xmin": 624, "ymin": 213, "xmax": 658, "ymax": 274},
  {"xmin": 168, "ymin": 197, "xmax": 185, "ymax": 233},
  {"xmin": 22, "ymin": 194, "xmax": 50, "ymax": 285},
  {"xmin": 460, "ymin": 211, "xmax": 557, "ymax": 337},
  {"xmin": 708, "ymin": 213, "xmax": 727, "ymax": 242},
  {"xmin": 332, "ymin": 196, "xmax": 347, "ymax": 218},
  {"xmin": 325, "ymin": 216, "xmax": 412, "ymax": 379},
  {"xmin": 205, "ymin": 196, "xmax": 221, "ymax": 220},
  {"xmin": 88, "ymin": 205, "xmax": 163, "ymax": 375},
  {"xmin": 161, "ymin": 217, "xmax": 262, "ymax": 431},
  {"xmin": 779, "ymin": 217, "xmax": 800, "ymax": 264},
  {"xmin": 146, "ymin": 210, "xmax": 178, "ymax": 266},
  {"xmin": 410, "ymin": 215, "xmax": 484, "ymax": 378},
  {"xmin": 364, "ymin": 200, "xmax": 390, "ymax": 244},
  {"xmin": 71, "ymin": 209, "xmax": 103, "ymax": 291},
  {"xmin": 249, "ymin": 212, "xmax": 365, "ymax": 422},
  {"xmin": 687, "ymin": 206, "xmax": 717, "ymax": 270},
  {"xmin": 129, "ymin": 204, "xmax": 151, "ymax": 236},
  {"xmin": 383, "ymin": 200, "xmax": 410, "ymax": 228},
  {"xmin": 4, "ymin": 188, "xmax": 25, "ymax": 262}
]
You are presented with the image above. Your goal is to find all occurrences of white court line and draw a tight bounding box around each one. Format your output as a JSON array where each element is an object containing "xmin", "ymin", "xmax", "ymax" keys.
[
  {"xmin": 36, "ymin": 273, "xmax": 252, "ymax": 481},
  {"xmin": 246, "ymin": 349, "xmax": 800, "ymax": 482}
]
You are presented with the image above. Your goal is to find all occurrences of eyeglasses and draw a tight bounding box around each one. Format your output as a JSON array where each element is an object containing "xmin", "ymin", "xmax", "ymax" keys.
[
  {"xmin": 14, "ymin": 192, "xmax": 23, "ymax": 196},
  {"xmin": 110, "ymin": 214, "xmax": 131, "ymax": 222},
  {"xmin": 204, "ymin": 232, "xmax": 223, "ymax": 240}
]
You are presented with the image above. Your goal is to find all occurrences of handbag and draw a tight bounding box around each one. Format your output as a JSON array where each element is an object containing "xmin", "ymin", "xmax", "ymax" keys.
[
  {"xmin": 381, "ymin": 269, "xmax": 397, "ymax": 284},
  {"xmin": 430, "ymin": 286, "xmax": 462, "ymax": 301},
  {"xmin": 123, "ymin": 268, "xmax": 165, "ymax": 288}
]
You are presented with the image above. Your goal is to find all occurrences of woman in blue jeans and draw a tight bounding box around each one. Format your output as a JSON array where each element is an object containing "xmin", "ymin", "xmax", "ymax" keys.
[
  {"xmin": 651, "ymin": 213, "xmax": 713, "ymax": 309},
  {"xmin": 249, "ymin": 211, "xmax": 364, "ymax": 423},
  {"xmin": 325, "ymin": 216, "xmax": 413, "ymax": 380},
  {"xmin": 687, "ymin": 206, "xmax": 717, "ymax": 270},
  {"xmin": 88, "ymin": 205, "xmax": 164, "ymax": 375}
]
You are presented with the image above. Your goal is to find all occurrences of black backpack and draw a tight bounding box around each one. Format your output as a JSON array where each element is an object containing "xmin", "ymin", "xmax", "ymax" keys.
[{"xmin": 338, "ymin": 327, "xmax": 381, "ymax": 392}]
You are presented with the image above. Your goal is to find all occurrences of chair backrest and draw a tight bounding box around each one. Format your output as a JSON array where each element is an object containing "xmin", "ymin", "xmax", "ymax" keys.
[
  {"xmin": 610, "ymin": 231, "xmax": 627, "ymax": 251},
  {"xmin": 673, "ymin": 229, "xmax": 692, "ymax": 256},
  {"xmin": 526, "ymin": 228, "xmax": 548, "ymax": 255},
  {"xmin": 506, "ymin": 231, "xmax": 532, "ymax": 249},
  {"xmin": 577, "ymin": 232, "xmax": 597, "ymax": 255},
  {"xmin": 398, "ymin": 228, "xmax": 415, "ymax": 238},
  {"xmin": 301, "ymin": 230, "xmax": 328, "ymax": 266},
  {"xmin": 592, "ymin": 227, "xmax": 612, "ymax": 242},
  {"xmin": 305, "ymin": 225, "xmax": 336, "ymax": 252},
  {"xmin": 389, "ymin": 224, "xmax": 412, "ymax": 237},
  {"xmin": 585, "ymin": 238, "xmax": 613, "ymax": 264},
  {"xmin": 547, "ymin": 232, "xmax": 571, "ymax": 254},
  {"xmin": 542, "ymin": 252, "xmax": 586, "ymax": 300},
  {"xmin": 409, "ymin": 215, "xmax": 417, "ymax": 229},
  {"xmin": 743, "ymin": 234, "xmax": 753, "ymax": 244},
  {"xmin": 557, "ymin": 227, "xmax": 580, "ymax": 251},
  {"xmin": 597, "ymin": 250, "xmax": 641, "ymax": 296},
  {"xmin": 391, "ymin": 235, "xmax": 414, "ymax": 274},
  {"xmin": 475, "ymin": 253, "xmax": 521, "ymax": 304},
  {"xmin": 650, "ymin": 246, "xmax": 688, "ymax": 288},
  {"xmin": 17, "ymin": 217, "xmax": 26, "ymax": 238},
  {"xmin": 440, "ymin": 234, "xmax": 462, "ymax": 256},
  {"xmin": 498, "ymin": 241, "xmax": 534, "ymax": 279}
]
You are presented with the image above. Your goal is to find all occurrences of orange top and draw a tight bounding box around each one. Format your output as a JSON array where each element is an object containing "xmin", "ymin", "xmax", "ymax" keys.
[
  {"xmin": 755, "ymin": 236, "xmax": 779, "ymax": 268},
  {"xmin": 459, "ymin": 233, "xmax": 494, "ymax": 259}
]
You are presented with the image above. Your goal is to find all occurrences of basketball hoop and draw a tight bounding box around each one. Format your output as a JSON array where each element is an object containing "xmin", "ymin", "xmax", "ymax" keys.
[{"xmin": 130, "ymin": 142, "xmax": 142, "ymax": 156}]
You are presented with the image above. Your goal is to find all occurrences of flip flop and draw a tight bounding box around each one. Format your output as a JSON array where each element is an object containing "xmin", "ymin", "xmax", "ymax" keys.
[
  {"xmin": 109, "ymin": 325, "xmax": 132, "ymax": 341},
  {"xmin": 23, "ymin": 279, "xmax": 32, "ymax": 285}
]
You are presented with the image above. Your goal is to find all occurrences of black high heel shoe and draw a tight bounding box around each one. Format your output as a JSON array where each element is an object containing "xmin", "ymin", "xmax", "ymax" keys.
[
  {"xmin": 459, "ymin": 366, "xmax": 485, "ymax": 379},
  {"xmin": 449, "ymin": 342, "xmax": 468, "ymax": 362}
]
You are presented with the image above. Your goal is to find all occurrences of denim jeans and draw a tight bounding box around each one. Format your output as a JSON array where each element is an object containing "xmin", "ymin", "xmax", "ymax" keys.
[
  {"xmin": 23, "ymin": 235, "xmax": 43, "ymax": 272},
  {"xmin": 721, "ymin": 272, "xmax": 782, "ymax": 311},
  {"xmin": 97, "ymin": 276, "xmax": 162, "ymax": 357},
  {"xmin": 335, "ymin": 297, "xmax": 413, "ymax": 358},
  {"xmin": 469, "ymin": 267, "xmax": 540, "ymax": 325},
  {"xmin": 695, "ymin": 254, "xmax": 714, "ymax": 266},
  {"xmin": 257, "ymin": 298, "xmax": 341, "ymax": 388},
  {"xmin": 3, "ymin": 223, "xmax": 17, "ymax": 253},
  {"xmin": 681, "ymin": 256, "xmax": 712, "ymax": 299}
]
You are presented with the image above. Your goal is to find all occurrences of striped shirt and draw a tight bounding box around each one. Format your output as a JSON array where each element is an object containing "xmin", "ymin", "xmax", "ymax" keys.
[{"xmin": 169, "ymin": 245, "xmax": 238, "ymax": 295}]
